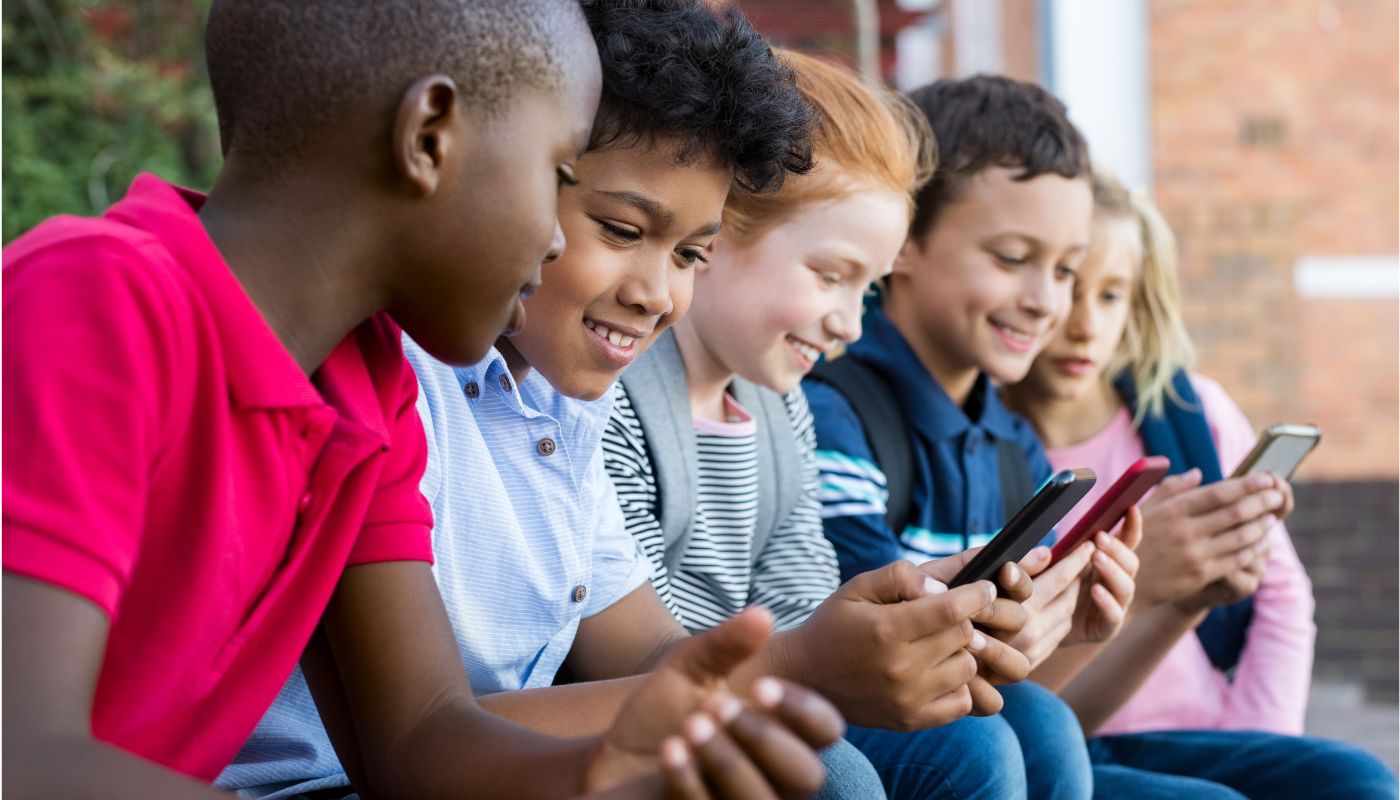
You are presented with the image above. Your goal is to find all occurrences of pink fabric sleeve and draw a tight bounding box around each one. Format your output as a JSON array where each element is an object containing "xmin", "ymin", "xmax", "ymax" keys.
[
  {"xmin": 3, "ymin": 237, "xmax": 183, "ymax": 616},
  {"xmin": 1193, "ymin": 373, "xmax": 1316, "ymax": 734}
]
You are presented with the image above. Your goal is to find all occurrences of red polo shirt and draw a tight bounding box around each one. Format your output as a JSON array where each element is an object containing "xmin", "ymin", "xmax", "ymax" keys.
[{"xmin": 3, "ymin": 175, "xmax": 434, "ymax": 781}]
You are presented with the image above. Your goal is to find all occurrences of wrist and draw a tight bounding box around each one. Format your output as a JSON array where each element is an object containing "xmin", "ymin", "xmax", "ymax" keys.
[{"xmin": 737, "ymin": 627, "xmax": 804, "ymax": 693}]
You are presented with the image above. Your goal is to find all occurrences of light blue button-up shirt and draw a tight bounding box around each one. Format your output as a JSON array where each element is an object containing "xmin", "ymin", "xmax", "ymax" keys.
[{"xmin": 218, "ymin": 341, "xmax": 650, "ymax": 798}]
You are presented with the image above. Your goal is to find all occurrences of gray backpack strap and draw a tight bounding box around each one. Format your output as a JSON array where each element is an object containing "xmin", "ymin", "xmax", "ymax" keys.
[
  {"xmin": 729, "ymin": 379, "xmax": 804, "ymax": 563},
  {"xmin": 618, "ymin": 330, "xmax": 697, "ymax": 574}
]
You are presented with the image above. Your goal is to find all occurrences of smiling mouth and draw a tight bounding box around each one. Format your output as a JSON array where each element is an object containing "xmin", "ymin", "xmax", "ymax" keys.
[
  {"xmin": 583, "ymin": 318, "xmax": 651, "ymax": 368},
  {"xmin": 583, "ymin": 319, "xmax": 639, "ymax": 349},
  {"xmin": 990, "ymin": 320, "xmax": 1037, "ymax": 352},
  {"xmin": 786, "ymin": 335, "xmax": 824, "ymax": 369}
]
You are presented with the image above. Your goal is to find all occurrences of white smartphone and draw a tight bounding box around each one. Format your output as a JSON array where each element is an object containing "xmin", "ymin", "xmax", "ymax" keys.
[{"xmin": 1230, "ymin": 423, "xmax": 1322, "ymax": 480}]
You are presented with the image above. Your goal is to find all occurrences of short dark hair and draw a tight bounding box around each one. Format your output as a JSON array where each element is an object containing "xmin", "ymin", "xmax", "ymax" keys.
[
  {"xmin": 580, "ymin": 0, "xmax": 816, "ymax": 194},
  {"xmin": 205, "ymin": 0, "xmax": 589, "ymax": 163},
  {"xmin": 906, "ymin": 75, "xmax": 1089, "ymax": 238}
]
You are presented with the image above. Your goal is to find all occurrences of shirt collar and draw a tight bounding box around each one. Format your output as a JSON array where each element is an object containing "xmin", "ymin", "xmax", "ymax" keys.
[
  {"xmin": 103, "ymin": 174, "xmax": 324, "ymax": 411},
  {"xmin": 847, "ymin": 308, "xmax": 1022, "ymax": 442}
]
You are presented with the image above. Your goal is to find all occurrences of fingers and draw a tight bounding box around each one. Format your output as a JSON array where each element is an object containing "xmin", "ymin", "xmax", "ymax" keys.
[
  {"xmin": 1269, "ymin": 471, "xmax": 1297, "ymax": 519},
  {"xmin": 994, "ymin": 560, "xmax": 1033, "ymax": 603},
  {"xmin": 1197, "ymin": 486, "xmax": 1283, "ymax": 540},
  {"xmin": 971, "ymin": 629, "xmax": 1030, "ymax": 684},
  {"xmin": 1142, "ymin": 468, "xmax": 1203, "ymax": 507},
  {"xmin": 1175, "ymin": 473, "xmax": 1274, "ymax": 517},
  {"xmin": 1028, "ymin": 542, "xmax": 1095, "ymax": 609},
  {"xmin": 1204, "ymin": 512, "xmax": 1277, "ymax": 561},
  {"xmin": 917, "ymin": 547, "xmax": 982, "ymax": 583},
  {"xmin": 887, "ymin": 581, "xmax": 995, "ymax": 643},
  {"xmin": 666, "ymin": 607, "xmax": 773, "ymax": 682},
  {"xmin": 1087, "ymin": 583, "xmax": 1126, "ymax": 633},
  {"xmin": 1117, "ymin": 507, "xmax": 1144, "ymax": 552},
  {"xmin": 748, "ymin": 678, "xmax": 844, "ymax": 750},
  {"xmin": 1017, "ymin": 546, "xmax": 1053, "ymax": 579},
  {"xmin": 918, "ymin": 684, "xmax": 975, "ymax": 726},
  {"xmin": 971, "ymin": 596, "xmax": 1028, "ymax": 641},
  {"xmin": 659, "ymin": 737, "xmax": 711, "ymax": 800},
  {"xmin": 966, "ymin": 676, "xmax": 1004, "ymax": 716},
  {"xmin": 681, "ymin": 711, "xmax": 783, "ymax": 800},
  {"xmin": 852, "ymin": 559, "xmax": 946, "ymax": 606},
  {"xmin": 1090, "ymin": 537, "xmax": 1138, "ymax": 605}
]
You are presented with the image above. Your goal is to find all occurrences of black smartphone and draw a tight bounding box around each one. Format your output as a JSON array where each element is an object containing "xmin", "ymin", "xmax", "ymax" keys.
[{"xmin": 949, "ymin": 468, "xmax": 1097, "ymax": 589}]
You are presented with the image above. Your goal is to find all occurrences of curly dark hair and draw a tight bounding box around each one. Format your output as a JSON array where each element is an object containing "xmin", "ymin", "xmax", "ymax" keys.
[
  {"xmin": 580, "ymin": 0, "xmax": 816, "ymax": 194},
  {"xmin": 906, "ymin": 75, "xmax": 1090, "ymax": 238}
]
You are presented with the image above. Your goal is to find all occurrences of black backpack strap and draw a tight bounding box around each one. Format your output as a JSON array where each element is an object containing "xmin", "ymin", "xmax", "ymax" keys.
[
  {"xmin": 996, "ymin": 437, "xmax": 1035, "ymax": 524},
  {"xmin": 808, "ymin": 356, "xmax": 915, "ymax": 535}
]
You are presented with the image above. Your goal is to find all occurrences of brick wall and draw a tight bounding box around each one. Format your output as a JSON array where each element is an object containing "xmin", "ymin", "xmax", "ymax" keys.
[
  {"xmin": 1150, "ymin": 0, "xmax": 1399, "ymax": 481},
  {"xmin": 1289, "ymin": 480, "xmax": 1398, "ymax": 702}
]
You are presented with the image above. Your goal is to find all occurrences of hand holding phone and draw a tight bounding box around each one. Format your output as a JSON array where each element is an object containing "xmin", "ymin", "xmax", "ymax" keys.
[
  {"xmin": 950, "ymin": 468, "xmax": 1096, "ymax": 589},
  {"xmin": 1230, "ymin": 423, "xmax": 1321, "ymax": 480},
  {"xmin": 1049, "ymin": 456, "xmax": 1170, "ymax": 565}
]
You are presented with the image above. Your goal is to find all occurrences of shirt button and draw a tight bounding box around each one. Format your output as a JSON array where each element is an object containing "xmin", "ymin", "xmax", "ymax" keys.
[
  {"xmin": 537, "ymin": 437, "xmax": 556, "ymax": 456},
  {"xmin": 572, "ymin": 584, "xmax": 588, "ymax": 604},
  {"xmin": 464, "ymin": 381, "xmax": 480, "ymax": 399},
  {"xmin": 499, "ymin": 375, "xmax": 513, "ymax": 392},
  {"xmin": 298, "ymin": 491, "xmax": 314, "ymax": 514}
]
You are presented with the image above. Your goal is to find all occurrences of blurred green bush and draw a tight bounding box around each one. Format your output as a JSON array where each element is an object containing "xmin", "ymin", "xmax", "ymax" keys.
[{"xmin": 3, "ymin": 0, "xmax": 220, "ymax": 243}]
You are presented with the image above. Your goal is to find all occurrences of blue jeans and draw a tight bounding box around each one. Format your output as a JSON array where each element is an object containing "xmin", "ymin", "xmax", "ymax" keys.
[
  {"xmin": 1089, "ymin": 729, "xmax": 1399, "ymax": 800},
  {"xmin": 816, "ymin": 737, "xmax": 888, "ymax": 800},
  {"xmin": 846, "ymin": 681, "xmax": 1092, "ymax": 800}
]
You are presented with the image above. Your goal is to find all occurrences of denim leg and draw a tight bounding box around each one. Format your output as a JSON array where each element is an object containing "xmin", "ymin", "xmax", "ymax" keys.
[
  {"xmin": 815, "ymin": 737, "xmax": 888, "ymax": 800},
  {"xmin": 996, "ymin": 681, "xmax": 1093, "ymax": 800},
  {"xmin": 847, "ymin": 714, "xmax": 1028, "ymax": 800},
  {"xmin": 1091, "ymin": 764, "xmax": 1246, "ymax": 800},
  {"xmin": 1089, "ymin": 729, "xmax": 1399, "ymax": 800}
]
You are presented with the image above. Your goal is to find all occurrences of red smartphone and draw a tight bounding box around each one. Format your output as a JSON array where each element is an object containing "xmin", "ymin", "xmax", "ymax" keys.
[{"xmin": 1049, "ymin": 456, "xmax": 1170, "ymax": 564}]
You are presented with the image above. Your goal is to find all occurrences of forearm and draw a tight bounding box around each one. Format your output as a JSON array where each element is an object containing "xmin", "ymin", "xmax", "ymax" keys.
[
  {"xmin": 1030, "ymin": 641, "xmax": 1105, "ymax": 693},
  {"xmin": 478, "ymin": 678, "xmax": 643, "ymax": 738},
  {"xmin": 4, "ymin": 735, "xmax": 232, "ymax": 800},
  {"xmin": 372, "ymin": 695, "xmax": 598, "ymax": 799},
  {"xmin": 1058, "ymin": 603, "xmax": 1206, "ymax": 734}
]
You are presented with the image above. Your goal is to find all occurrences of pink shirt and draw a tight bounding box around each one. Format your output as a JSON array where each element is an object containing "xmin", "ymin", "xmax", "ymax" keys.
[
  {"xmin": 1047, "ymin": 373, "xmax": 1315, "ymax": 735},
  {"xmin": 3, "ymin": 175, "xmax": 434, "ymax": 780}
]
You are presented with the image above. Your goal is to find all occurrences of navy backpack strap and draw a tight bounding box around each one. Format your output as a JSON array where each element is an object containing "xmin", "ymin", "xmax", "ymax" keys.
[
  {"xmin": 808, "ymin": 355, "xmax": 915, "ymax": 536},
  {"xmin": 1116, "ymin": 369, "xmax": 1253, "ymax": 674}
]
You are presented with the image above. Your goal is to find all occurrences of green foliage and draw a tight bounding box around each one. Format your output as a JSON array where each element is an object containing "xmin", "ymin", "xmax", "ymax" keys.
[{"xmin": 3, "ymin": 0, "xmax": 220, "ymax": 242}]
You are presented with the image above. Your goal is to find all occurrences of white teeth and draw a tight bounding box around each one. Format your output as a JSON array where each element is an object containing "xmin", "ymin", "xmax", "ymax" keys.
[
  {"xmin": 788, "ymin": 337, "xmax": 821, "ymax": 362},
  {"xmin": 995, "ymin": 323, "xmax": 1032, "ymax": 342},
  {"xmin": 586, "ymin": 319, "xmax": 636, "ymax": 348}
]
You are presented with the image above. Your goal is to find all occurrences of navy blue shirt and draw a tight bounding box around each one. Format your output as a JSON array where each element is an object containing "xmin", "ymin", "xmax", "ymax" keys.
[{"xmin": 804, "ymin": 308, "xmax": 1053, "ymax": 583}]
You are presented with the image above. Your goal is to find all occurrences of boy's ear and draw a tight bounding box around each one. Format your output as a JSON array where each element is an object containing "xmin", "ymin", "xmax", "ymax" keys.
[
  {"xmin": 891, "ymin": 234, "xmax": 923, "ymax": 277},
  {"xmin": 393, "ymin": 75, "xmax": 464, "ymax": 196}
]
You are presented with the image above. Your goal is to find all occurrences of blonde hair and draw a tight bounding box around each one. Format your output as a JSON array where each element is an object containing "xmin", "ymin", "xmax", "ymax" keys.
[
  {"xmin": 721, "ymin": 49, "xmax": 936, "ymax": 242},
  {"xmin": 1093, "ymin": 170, "xmax": 1197, "ymax": 425}
]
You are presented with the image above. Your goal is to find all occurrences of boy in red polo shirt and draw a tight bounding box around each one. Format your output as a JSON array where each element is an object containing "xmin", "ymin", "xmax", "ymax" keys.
[{"xmin": 2, "ymin": 1, "xmax": 839, "ymax": 798}]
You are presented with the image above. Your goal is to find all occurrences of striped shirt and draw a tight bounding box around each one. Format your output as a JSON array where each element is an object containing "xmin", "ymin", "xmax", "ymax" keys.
[
  {"xmin": 218, "ymin": 343, "xmax": 650, "ymax": 798},
  {"xmin": 604, "ymin": 384, "xmax": 840, "ymax": 634}
]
